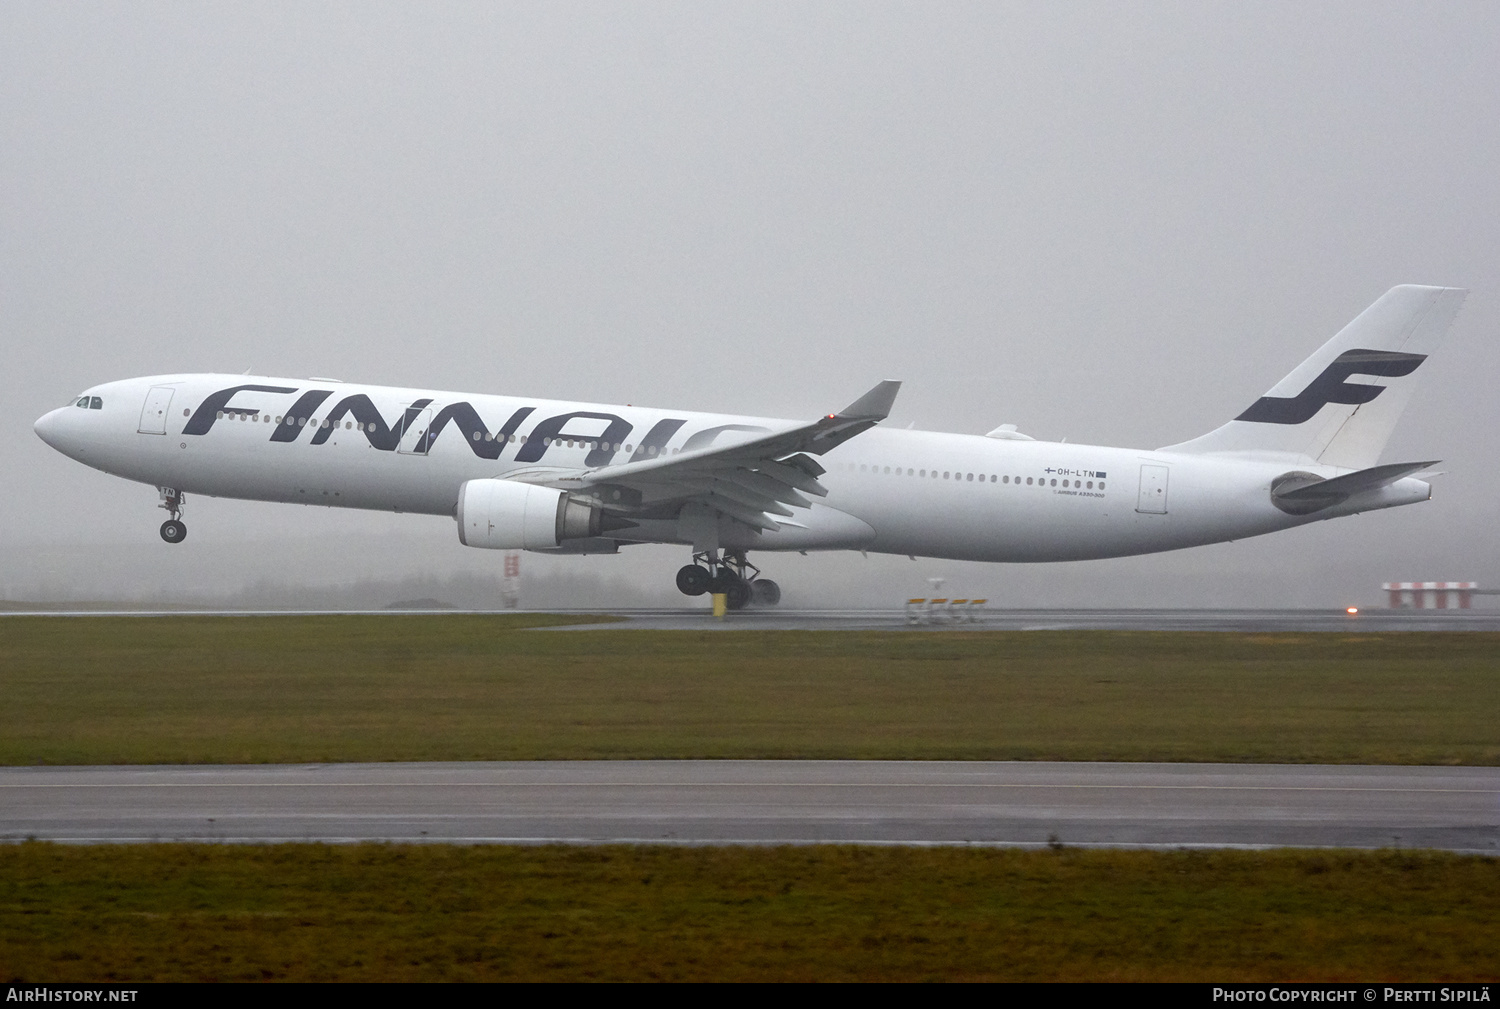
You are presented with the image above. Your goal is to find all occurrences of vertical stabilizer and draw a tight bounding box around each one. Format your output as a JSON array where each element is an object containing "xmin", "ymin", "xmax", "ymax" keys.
[{"xmin": 1161, "ymin": 286, "xmax": 1466, "ymax": 468}]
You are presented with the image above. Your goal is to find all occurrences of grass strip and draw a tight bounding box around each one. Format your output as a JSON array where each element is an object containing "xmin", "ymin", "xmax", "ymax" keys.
[
  {"xmin": 1, "ymin": 615, "xmax": 1498, "ymax": 764},
  {"xmin": 1, "ymin": 842, "xmax": 1496, "ymax": 981}
]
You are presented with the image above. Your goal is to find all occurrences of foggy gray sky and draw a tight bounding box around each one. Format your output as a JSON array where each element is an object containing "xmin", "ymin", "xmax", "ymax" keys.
[{"xmin": 3, "ymin": 2, "xmax": 1498, "ymax": 608}]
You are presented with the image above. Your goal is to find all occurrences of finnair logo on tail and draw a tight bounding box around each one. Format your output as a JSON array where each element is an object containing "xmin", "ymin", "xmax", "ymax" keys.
[{"xmin": 1235, "ymin": 349, "xmax": 1426, "ymax": 425}]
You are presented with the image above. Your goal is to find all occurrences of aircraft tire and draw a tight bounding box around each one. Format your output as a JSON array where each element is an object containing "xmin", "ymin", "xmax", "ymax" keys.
[
  {"xmin": 160, "ymin": 519, "xmax": 186, "ymax": 544},
  {"xmin": 723, "ymin": 576, "xmax": 752, "ymax": 610},
  {"xmin": 751, "ymin": 578, "xmax": 781, "ymax": 606},
  {"xmin": 675, "ymin": 564, "xmax": 711, "ymax": 596}
]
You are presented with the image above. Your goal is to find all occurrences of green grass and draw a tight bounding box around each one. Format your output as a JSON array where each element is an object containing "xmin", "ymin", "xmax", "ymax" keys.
[
  {"xmin": 1, "ymin": 615, "xmax": 1498, "ymax": 764},
  {"xmin": 1, "ymin": 843, "xmax": 1496, "ymax": 981}
]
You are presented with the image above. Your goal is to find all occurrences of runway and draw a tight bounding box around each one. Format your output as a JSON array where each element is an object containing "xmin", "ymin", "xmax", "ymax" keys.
[
  {"xmin": 547, "ymin": 607, "xmax": 1500, "ymax": 632},
  {"xmin": 5, "ymin": 607, "xmax": 1500, "ymax": 631},
  {"xmin": 4, "ymin": 761, "xmax": 1497, "ymax": 852}
]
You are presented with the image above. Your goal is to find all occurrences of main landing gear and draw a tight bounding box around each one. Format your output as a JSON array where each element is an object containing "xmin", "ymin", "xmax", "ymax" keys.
[
  {"xmin": 158, "ymin": 488, "xmax": 186, "ymax": 544},
  {"xmin": 675, "ymin": 550, "xmax": 780, "ymax": 610}
]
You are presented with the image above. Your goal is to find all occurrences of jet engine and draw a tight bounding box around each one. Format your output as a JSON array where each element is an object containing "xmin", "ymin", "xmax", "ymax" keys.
[{"xmin": 456, "ymin": 478, "xmax": 602, "ymax": 550}]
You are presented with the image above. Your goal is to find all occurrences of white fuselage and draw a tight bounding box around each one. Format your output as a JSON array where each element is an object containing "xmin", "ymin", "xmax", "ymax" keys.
[{"xmin": 34, "ymin": 373, "xmax": 1430, "ymax": 562}]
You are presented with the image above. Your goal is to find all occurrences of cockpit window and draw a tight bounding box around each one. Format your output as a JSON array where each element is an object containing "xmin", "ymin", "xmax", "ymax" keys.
[
  {"xmin": 89, "ymin": 396, "xmax": 103, "ymax": 410},
  {"xmin": 75, "ymin": 397, "xmax": 89, "ymax": 408}
]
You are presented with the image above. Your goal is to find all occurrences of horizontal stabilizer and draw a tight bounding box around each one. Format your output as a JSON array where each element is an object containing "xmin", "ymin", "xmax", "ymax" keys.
[{"xmin": 1271, "ymin": 460, "xmax": 1437, "ymax": 515}]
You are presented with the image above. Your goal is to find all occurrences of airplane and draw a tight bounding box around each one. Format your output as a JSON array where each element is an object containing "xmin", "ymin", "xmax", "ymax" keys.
[{"xmin": 33, "ymin": 285, "xmax": 1465, "ymax": 609}]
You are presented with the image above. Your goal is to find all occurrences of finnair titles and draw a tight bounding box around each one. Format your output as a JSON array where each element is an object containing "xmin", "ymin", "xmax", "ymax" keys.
[{"xmin": 35, "ymin": 286, "xmax": 1465, "ymax": 608}]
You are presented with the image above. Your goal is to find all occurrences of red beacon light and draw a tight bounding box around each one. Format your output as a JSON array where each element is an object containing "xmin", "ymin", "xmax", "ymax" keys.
[{"xmin": 1345, "ymin": 607, "xmax": 1359, "ymax": 615}]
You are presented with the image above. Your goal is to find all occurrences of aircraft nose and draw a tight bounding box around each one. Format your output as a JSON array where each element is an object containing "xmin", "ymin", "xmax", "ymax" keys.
[{"xmin": 34, "ymin": 408, "xmax": 69, "ymax": 451}]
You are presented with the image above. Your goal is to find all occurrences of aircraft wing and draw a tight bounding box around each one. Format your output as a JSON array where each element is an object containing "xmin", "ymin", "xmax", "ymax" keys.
[{"xmin": 547, "ymin": 380, "xmax": 900, "ymax": 533}]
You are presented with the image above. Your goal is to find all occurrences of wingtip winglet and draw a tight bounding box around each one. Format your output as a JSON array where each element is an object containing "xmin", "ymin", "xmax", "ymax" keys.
[{"xmin": 837, "ymin": 380, "xmax": 902, "ymax": 421}]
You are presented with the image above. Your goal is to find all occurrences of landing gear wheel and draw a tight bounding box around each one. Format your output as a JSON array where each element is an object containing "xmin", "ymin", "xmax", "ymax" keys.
[
  {"xmin": 676, "ymin": 564, "xmax": 711, "ymax": 596},
  {"xmin": 157, "ymin": 488, "xmax": 186, "ymax": 545},
  {"xmin": 720, "ymin": 578, "xmax": 750, "ymax": 608},
  {"xmin": 751, "ymin": 578, "xmax": 781, "ymax": 606},
  {"xmin": 682, "ymin": 549, "xmax": 768, "ymax": 611}
]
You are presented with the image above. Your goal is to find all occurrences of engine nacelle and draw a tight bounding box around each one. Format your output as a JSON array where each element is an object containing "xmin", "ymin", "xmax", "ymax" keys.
[{"xmin": 456, "ymin": 478, "xmax": 601, "ymax": 550}]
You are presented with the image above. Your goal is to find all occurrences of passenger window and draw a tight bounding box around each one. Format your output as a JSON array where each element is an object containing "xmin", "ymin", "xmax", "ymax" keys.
[
  {"xmin": 1003, "ymin": 475, "xmax": 1009, "ymax": 484},
  {"xmin": 1099, "ymin": 481, "xmax": 1106, "ymax": 490},
  {"xmin": 1026, "ymin": 477, "xmax": 1033, "ymax": 485},
  {"xmin": 966, "ymin": 473, "xmax": 973, "ymax": 481},
  {"xmin": 1051, "ymin": 479, "xmax": 1057, "ymax": 486}
]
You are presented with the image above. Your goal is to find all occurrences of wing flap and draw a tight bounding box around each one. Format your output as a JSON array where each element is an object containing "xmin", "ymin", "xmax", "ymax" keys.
[
  {"xmin": 722, "ymin": 469, "xmax": 814, "ymax": 509},
  {"xmin": 706, "ymin": 493, "xmax": 783, "ymax": 531},
  {"xmin": 755, "ymin": 457, "xmax": 828, "ymax": 497}
]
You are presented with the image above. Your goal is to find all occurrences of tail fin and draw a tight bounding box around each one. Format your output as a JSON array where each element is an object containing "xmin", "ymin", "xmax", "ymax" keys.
[{"xmin": 1162, "ymin": 285, "xmax": 1467, "ymax": 468}]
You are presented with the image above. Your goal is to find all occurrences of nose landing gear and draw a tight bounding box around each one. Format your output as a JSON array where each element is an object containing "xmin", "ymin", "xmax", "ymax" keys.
[
  {"xmin": 675, "ymin": 550, "xmax": 780, "ymax": 610},
  {"xmin": 158, "ymin": 488, "xmax": 186, "ymax": 544}
]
